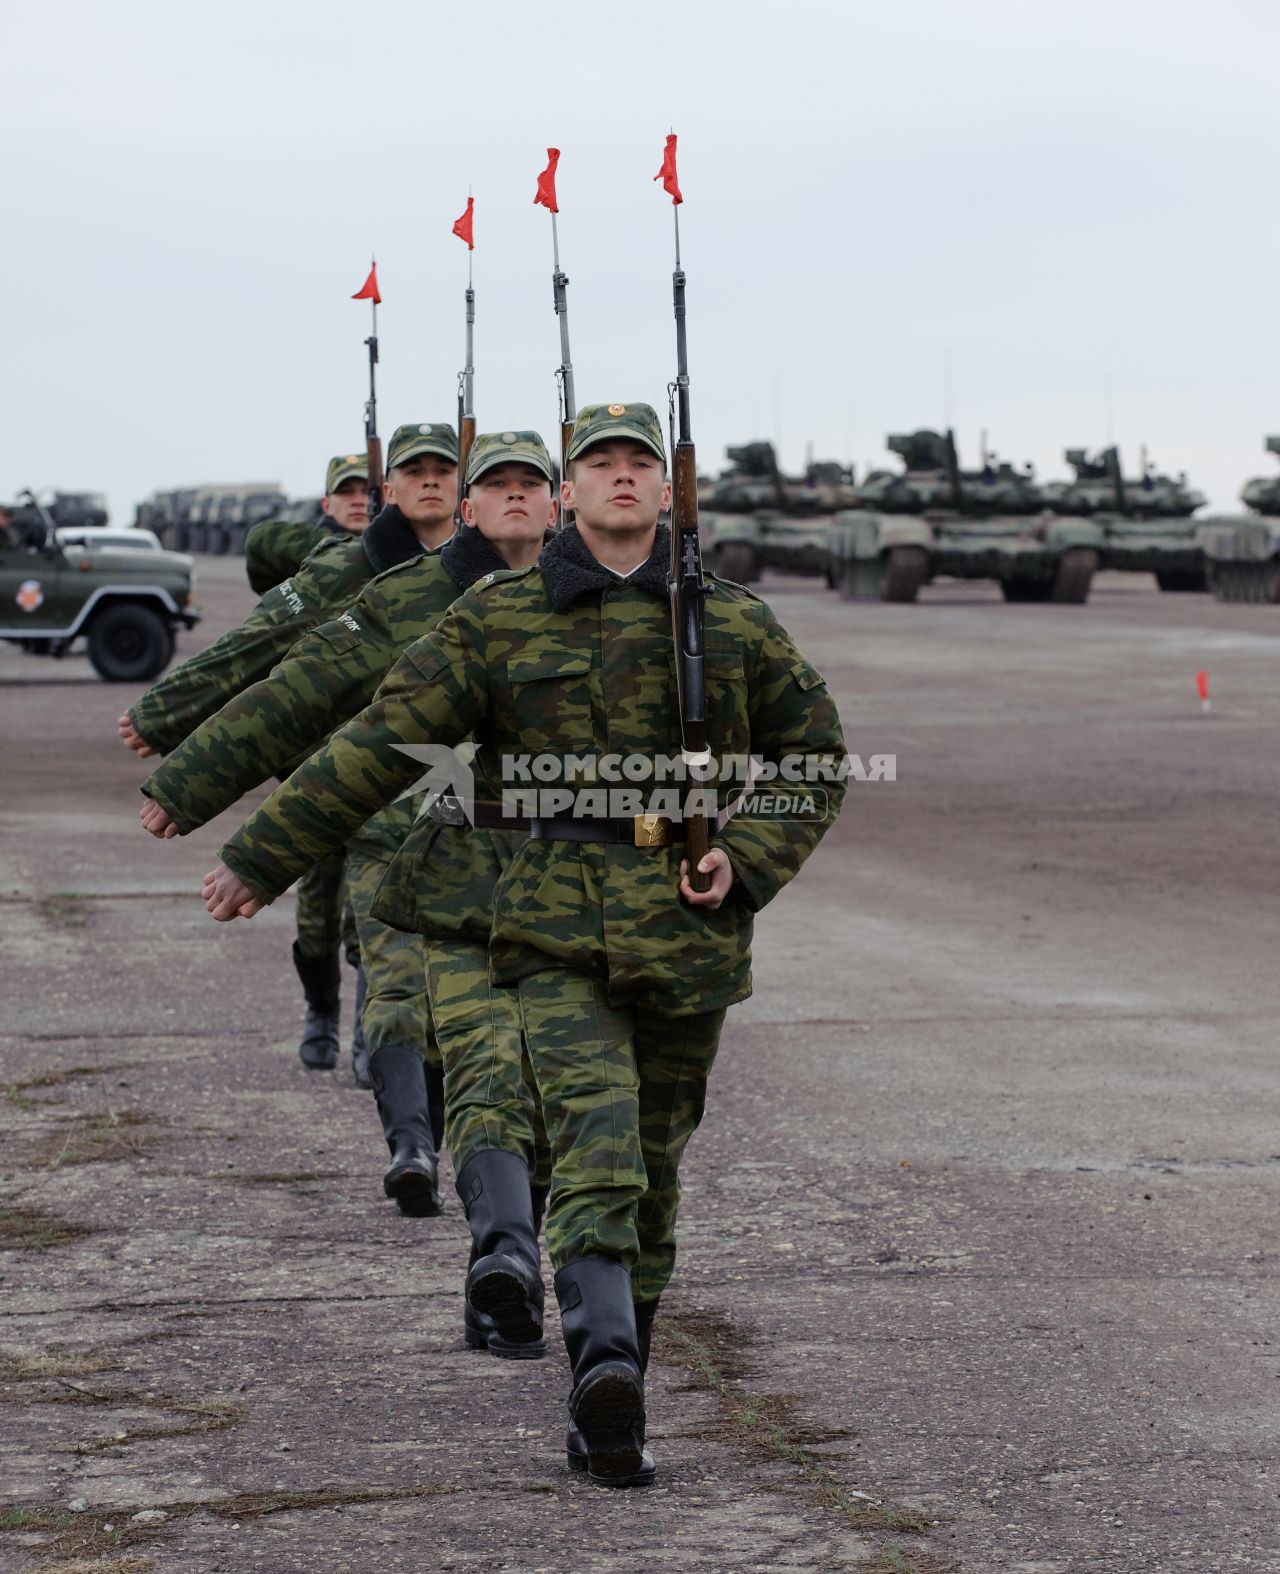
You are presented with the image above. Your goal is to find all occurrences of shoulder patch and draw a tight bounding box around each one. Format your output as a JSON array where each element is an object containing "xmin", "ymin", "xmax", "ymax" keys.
[
  {"xmin": 473, "ymin": 562, "xmax": 538, "ymax": 592},
  {"xmin": 337, "ymin": 611, "xmax": 361, "ymax": 633},
  {"xmin": 704, "ymin": 570, "xmax": 766, "ymax": 605}
]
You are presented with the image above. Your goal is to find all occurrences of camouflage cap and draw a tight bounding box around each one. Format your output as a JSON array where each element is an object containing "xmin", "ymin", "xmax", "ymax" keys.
[
  {"xmin": 386, "ymin": 422, "xmax": 460, "ymax": 470},
  {"xmin": 566, "ymin": 402, "xmax": 667, "ymax": 466},
  {"xmin": 466, "ymin": 430, "xmax": 554, "ymax": 487},
  {"xmin": 324, "ymin": 454, "xmax": 369, "ymax": 495}
]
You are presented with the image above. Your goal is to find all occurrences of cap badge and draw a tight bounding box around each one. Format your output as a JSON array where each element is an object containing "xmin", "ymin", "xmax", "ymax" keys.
[
  {"xmin": 607, "ymin": 404, "xmax": 626, "ymax": 417},
  {"xmin": 501, "ymin": 432, "xmax": 518, "ymax": 444},
  {"xmin": 418, "ymin": 424, "xmax": 433, "ymax": 435}
]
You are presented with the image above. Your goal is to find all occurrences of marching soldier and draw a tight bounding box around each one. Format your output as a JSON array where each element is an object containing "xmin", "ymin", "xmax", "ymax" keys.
[
  {"xmin": 244, "ymin": 452, "xmax": 371, "ymax": 596},
  {"xmin": 135, "ymin": 434, "xmax": 558, "ymax": 1261},
  {"xmin": 198, "ymin": 402, "xmax": 847, "ymax": 1483},
  {"xmin": 117, "ymin": 422, "xmax": 458, "ymax": 1081}
]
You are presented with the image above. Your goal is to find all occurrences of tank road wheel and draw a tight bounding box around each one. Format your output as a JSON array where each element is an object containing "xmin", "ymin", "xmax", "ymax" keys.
[
  {"xmin": 1048, "ymin": 547, "xmax": 1098, "ymax": 605},
  {"xmin": 1210, "ymin": 562, "xmax": 1280, "ymax": 603},
  {"xmin": 1155, "ymin": 567, "xmax": 1208, "ymax": 593},
  {"xmin": 881, "ymin": 546, "xmax": 928, "ymax": 603},
  {"xmin": 840, "ymin": 547, "xmax": 928, "ymax": 603},
  {"xmin": 87, "ymin": 604, "xmax": 175, "ymax": 683},
  {"xmin": 715, "ymin": 541, "xmax": 760, "ymax": 584}
]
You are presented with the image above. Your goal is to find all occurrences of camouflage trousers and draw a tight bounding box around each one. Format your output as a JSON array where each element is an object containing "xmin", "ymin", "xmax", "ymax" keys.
[
  {"xmin": 294, "ymin": 848, "xmax": 360, "ymax": 967},
  {"xmin": 516, "ymin": 966, "xmax": 725, "ymax": 1304},
  {"xmin": 424, "ymin": 940, "xmax": 552, "ymax": 1189},
  {"xmin": 344, "ymin": 804, "xmax": 439, "ymax": 1070}
]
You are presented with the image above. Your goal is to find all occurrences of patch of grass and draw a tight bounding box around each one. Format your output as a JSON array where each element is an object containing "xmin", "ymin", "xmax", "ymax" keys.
[
  {"xmin": 0, "ymin": 1206, "xmax": 95, "ymax": 1252},
  {"xmin": 36, "ymin": 1111, "xmax": 156, "ymax": 1169},
  {"xmin": 3, "ymin": 1482, "xmax": 459, "ymax": 1571},
  {"xmin": 66, "ymin": 1392, "xmax": 245, "ymax": 1454},
  {"xmin": 224, "ymin": 1170, "xmax": 345, "ymax": 1186},
  {"xmin": 861, "ymin": 1549, "xmax": 959, "ymax": 1574},
  {"xmin": 33, "ymin": 894, "xmax": 92, "ymax": 930},
  {"xmin": 0, "ymin": 1347, "xmax": 120, "ymax": 1382},
  {"xmin": 659, "ymin": 1310, "xmax": 932, "ymax": 1539}
]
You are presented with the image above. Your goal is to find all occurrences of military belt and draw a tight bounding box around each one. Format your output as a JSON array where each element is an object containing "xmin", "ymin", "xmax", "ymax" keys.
[{"xmin": 436, "ymin": 796, "xmax": 683, "ymax": 847}]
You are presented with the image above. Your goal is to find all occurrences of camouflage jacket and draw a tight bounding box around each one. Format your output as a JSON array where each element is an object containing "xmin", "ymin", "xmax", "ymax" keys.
[
  {"xmin": 244, "ymin": 517, "xmax": 336, "ymax": 596},
  {"xmin": 126, "ymin": 507, "xmax": 423, "ymax": 756},
  {"xmin": 143, "ymin": 525, "xmax": 517, "ymax": 831},
  {"xmin": 220, "ymin": 525, "xmax": 846, "ymax": 1015}
]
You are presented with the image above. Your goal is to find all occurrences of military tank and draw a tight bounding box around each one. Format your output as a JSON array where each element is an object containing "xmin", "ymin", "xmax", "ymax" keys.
[
  {"xmin": 827, "ymin": 429, "xmax": 1103, "ymax": 604},
  {"xmin": 1042, "ymin": 447, "xmax": 1207, "ymax": 590},
  {"xmin": 1199, "ymin": 437, "xmax": 1280, "ymax": 603},
  {"xmin": 700, "ymin": 442, "xmax": 858, "ymax": 584}
]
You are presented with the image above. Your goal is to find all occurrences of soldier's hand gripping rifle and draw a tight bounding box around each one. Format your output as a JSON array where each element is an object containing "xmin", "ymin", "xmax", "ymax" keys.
[
  {"xmin": 452, "ymin": 197, "xmax": 478, "ymax": 508},
  {"xmin": 656, "ymin": 135, "xmax": 711, "ymax": 893},
  {"xmin": 351, "ymin": 261, "xmax": 384, "ymax": 518},
  {"xmin": 534, "ymin": 149, "xmax": 576, "ymax": 525}
]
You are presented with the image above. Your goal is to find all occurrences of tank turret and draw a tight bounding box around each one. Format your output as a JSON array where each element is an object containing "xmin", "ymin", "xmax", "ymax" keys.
[
  {"xmin": 854, "ymin": 429, "xmax": 1043, "ymax": 515},
  {"xmin": 1044, "ymin": 447, "xmax": 1203, "ymax": 518},
  {"xmin": 1239, "ymin": 436, "xmax": 1280, "ymax": 517}
]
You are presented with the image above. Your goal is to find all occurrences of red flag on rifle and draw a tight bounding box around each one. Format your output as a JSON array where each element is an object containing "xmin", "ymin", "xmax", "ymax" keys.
[
  {"xmin": 351, "ymin": 262, "xmax": 381, "ymax": 304},
  {"xmin": 534, "ymin": 149, "xmax": 560, "ymax": 213},
  {"xmin": 452, "ymin": 197, "xmax": 475, "ymax": 249},
  {"xmin": 654, "ymin": 134, "xmax": 682, "ymax": 204}
]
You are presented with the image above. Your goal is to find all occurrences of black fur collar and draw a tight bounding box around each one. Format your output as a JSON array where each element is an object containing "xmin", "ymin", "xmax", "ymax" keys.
[
  {"xmin": 361, "ymin": 505, "xmax": 428, "ymax": 575},
  {"xmin": 442, "ymin": 524, "xmax": 555, "ymax": 591},
  {"xmin": 538, "ymin": 523, "xmax": 670, "ymax": 610}
]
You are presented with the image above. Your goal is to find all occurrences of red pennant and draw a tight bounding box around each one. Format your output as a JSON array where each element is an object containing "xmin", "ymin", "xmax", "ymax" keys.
[
  {"xmin": 1195, "ymin": 670, "xmax": 1209, "ymax": 702},
  {"xmin": 351, "ymin": 262, "xmax": 381, "ymax": 304},
  {"xmin": 654, "ymin": 133, "xmax": 682, "ymax": 205},
  {"xmin": 452, "ymin": 197, "xmax": 474, "ymax": 250},
  {"xmin": 534, "ymin": 148, "xmax": 560, "ymax": 214}
]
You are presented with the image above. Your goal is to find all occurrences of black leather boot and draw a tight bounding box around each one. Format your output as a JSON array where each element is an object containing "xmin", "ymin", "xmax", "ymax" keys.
[
  {"xmin": 425, "ymin": 1060, "xmax": 445, "ymax": 1153},
  {"xmin": 291, "ymin": 940, "xmax": 340, "ymax": 1069},
  {"xmin": 350, "ymin": 966, "xmax": 372, "ymax": 1089},
  {"xmin": 369, "ymin": 1046, "xmax": 440, "ymax": 1217},
  {"xmin": 462, "ymin": 1180, "xmax": 550, "ymax": 1357},
  {"xmin": 458, "ymin": 1151, "xmax": 545, "ymax": 1356},
  {"xmin": 567, "ymin": 1295, "xmax": 658, "ymax": 1484},
  {"xmin": 555, "ymin": 1256, "xmax": 652, "ymax": 1487}
]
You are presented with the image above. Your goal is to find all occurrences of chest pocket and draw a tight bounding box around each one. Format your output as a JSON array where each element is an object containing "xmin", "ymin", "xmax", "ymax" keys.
[
  {"xmin": 505, "ymin": 649, "xmax": 595, "ymax": 752},
  {"xmin": 703, "ymin": 639, "xmax": 749, "ymax": 742}
]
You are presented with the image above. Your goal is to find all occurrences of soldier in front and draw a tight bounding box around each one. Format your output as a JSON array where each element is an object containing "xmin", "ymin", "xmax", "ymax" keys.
[{"xmin": 199, "ymin": 402, "xmax": 847, "ymax": 1487}]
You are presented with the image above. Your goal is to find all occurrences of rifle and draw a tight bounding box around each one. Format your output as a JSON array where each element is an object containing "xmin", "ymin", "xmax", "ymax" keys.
[
  {"xmin": 352, "ymin": 262, "xmax": 384, "ymax": 519},
  {"xmin": 457, "ymin": 281, "xmax": 476, "ymax": 515},
  {"xmin": 363, "ymin": 324, "xmax": 384, "ymax": 519},
  {"xmin": 552, "ymin": 255, "xmax": 576, "ymax": 526},
  {"xmin": 662, "ymin": 149, "xmax": 712, "ymax": 894},
  {"xmin": 534, "ymin": 150, "xmax": 574, "ymax": 526}
]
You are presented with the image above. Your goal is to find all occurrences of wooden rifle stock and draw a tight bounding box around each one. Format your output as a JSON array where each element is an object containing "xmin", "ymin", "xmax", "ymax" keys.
[{"xmin": 366, "ymin": 435, "xmax": 384, "ymax": 517}]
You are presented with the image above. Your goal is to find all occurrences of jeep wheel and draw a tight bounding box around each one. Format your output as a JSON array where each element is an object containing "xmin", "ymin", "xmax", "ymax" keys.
[
  {"xmin": 87, "ymin": 605, "xmax": 174, "ymax": 683},
  {"xmin": 716, "ymin": 542, "xmax": 760, "ymax": 584}
]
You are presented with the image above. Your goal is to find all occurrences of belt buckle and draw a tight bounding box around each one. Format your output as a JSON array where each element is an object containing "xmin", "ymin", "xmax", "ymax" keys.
[{"xmin": 634, "ymin": 813, "xmax": 671, "ymax": 848}]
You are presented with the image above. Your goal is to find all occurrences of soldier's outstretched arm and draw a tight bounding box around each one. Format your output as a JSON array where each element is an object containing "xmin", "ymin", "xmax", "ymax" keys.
[
  {"xmin": 140, "ymin": 583, "xmax": 403, "ymax": 837},
  {"xmin": 711, "ymin": 600, "xmax": 847, "ymax": 913},
  {"xmin": 209, "ymin": 602, "xmax": 488, "ymax": 917},
  {"xmin": 122, "ymin": 537, "xmax": 362, "ymax": 757}
]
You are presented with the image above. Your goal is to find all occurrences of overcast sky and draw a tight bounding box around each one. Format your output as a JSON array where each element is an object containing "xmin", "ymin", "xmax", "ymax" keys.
[{"xmin": 3, "ymin": 0, "xmax": 1277, "ymax": 518}]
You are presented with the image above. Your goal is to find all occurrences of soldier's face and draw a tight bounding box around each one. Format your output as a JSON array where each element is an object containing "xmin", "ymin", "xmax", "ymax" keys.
[
  {"xmin": 321, "ymin": 478, "xmax": 369, "ymax": 533},
  {"xmin": 384, "ymin": 454, "xmax": 458, "ymax": 525},
  {"xmin": 564, "ymin": 440, "xmax": 670, "ymax": 533},
  {"xmin": 461, "ymin": 463, "xmax": 556, "ymax": 546}
]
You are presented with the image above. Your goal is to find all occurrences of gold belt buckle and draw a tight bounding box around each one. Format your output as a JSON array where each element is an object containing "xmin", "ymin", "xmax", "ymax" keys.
[{"xmin": 634, "ymin": 813, "xmax": 672, "ymax": 848}]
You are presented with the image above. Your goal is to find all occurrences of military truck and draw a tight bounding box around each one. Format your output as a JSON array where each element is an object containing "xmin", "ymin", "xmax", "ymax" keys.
[
  {"xmin": 1199, "ymin": 438, "xmax": 1280, "ymax": 603},
  {"xmin": 699, "ymin": 442, "xmax": 858, "ymax": 584},
  {"xmin": 1, "ymin": 491, "xmax": 199, "ymax": 681},
  {"xmin": 827, "ymin": 429, "xmax": 1103, "ymax": 603},
  {"xmin": 1042, "ymin": 446, "xmax": 1207, "ymax": 590},
  {"xmin": 138, "ymin": 483, "xmax": 288, "ymax": 555}
]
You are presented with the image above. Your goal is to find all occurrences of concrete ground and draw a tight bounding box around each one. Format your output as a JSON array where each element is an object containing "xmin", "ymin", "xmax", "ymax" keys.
[{"xmin": 1, "ymin": 559, "xmax": 1277, "ymax": 1573}]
